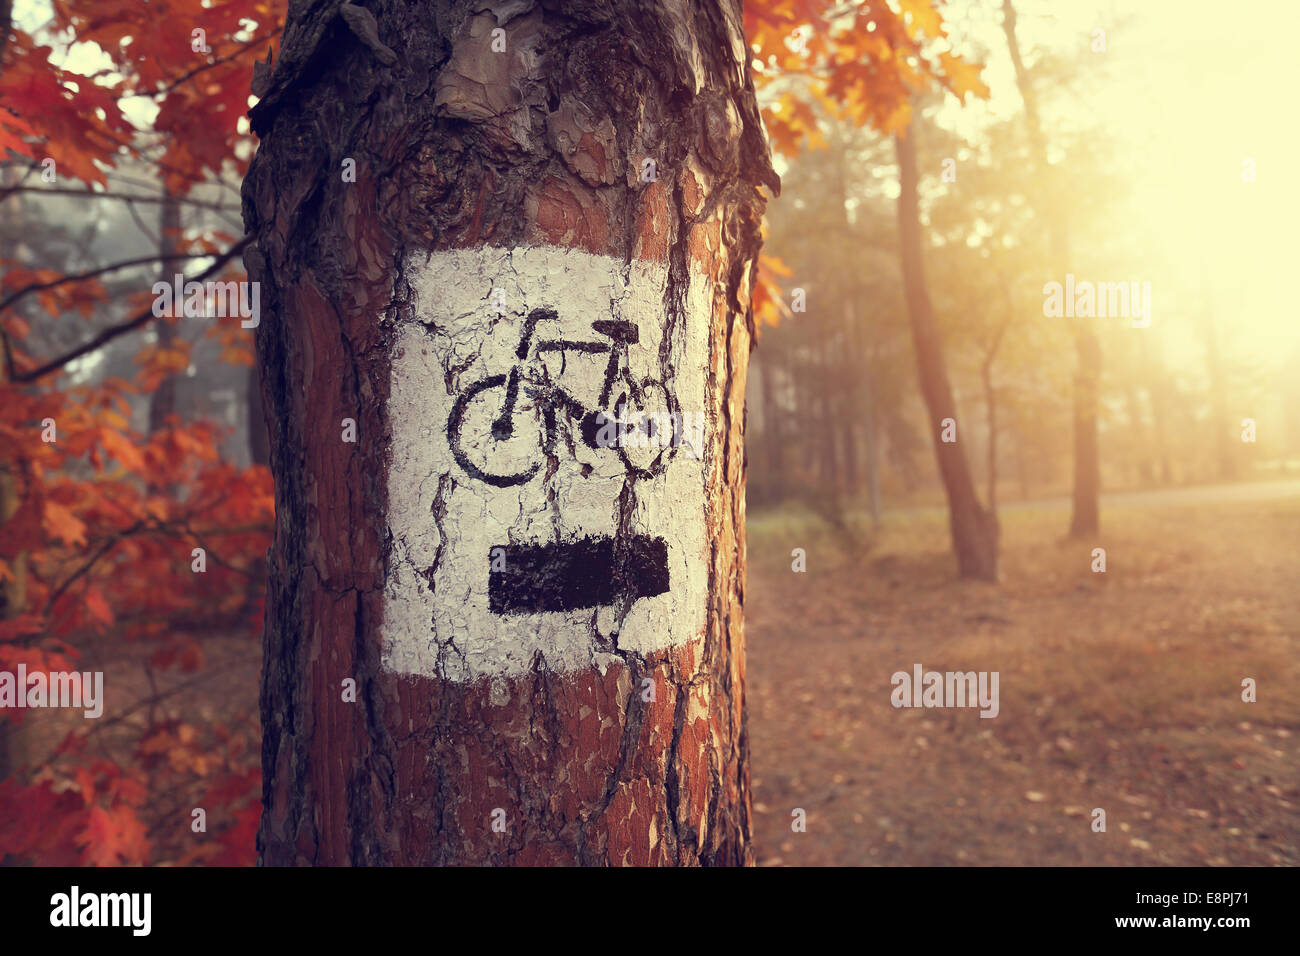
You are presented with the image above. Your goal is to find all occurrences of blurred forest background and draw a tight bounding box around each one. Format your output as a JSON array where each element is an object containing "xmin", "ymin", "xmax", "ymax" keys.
[{"xmin": 2, "ymin": 0, "xmax": 1297, "ymax": 865}]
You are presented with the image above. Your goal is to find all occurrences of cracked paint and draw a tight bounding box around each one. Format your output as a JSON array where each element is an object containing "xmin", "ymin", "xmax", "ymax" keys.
[{"xmin": 383, "ymin": 245, "xmax": 711, "ymax": 682}]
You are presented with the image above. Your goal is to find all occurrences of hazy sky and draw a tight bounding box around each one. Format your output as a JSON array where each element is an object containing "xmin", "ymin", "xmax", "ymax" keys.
[{"xmin": 947, "ymin": 0, "xmax": 1300, "ymax": 372}]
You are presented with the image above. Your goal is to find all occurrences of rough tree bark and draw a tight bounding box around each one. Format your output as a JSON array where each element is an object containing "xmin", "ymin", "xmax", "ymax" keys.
[
  {"xmin": 245, "ymin": 365, "xmax": 269, "ymax": 466},
  {"xmin": 895, "ymin": 125, "xmax": 998, "ymax": 581},
  {"xmin": 244, "ymin": 0, "xmax": 775, "ymax": 865}
]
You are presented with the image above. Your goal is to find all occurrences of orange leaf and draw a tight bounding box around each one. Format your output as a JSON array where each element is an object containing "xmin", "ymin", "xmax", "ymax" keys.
[
  {"xmin": 98, "ymin": 427, "xmax": 145, "ymax": 473},
  {"xmin": 940, "ymin": 51, "xmax": 990, "ymax": 100},
  {"xmin": 43, "ymin": 499, "xmax": 86, "ymax": 547},
  {"xmin": 84, "ymin": 589, "xmax": 114, "ymax": 629},
  {"xmin": 899, "ymin": 0, "xmax": 944, "ymax": 39},
  {"xmin": 77, "ymin": 804, "xmax": 150, "ymax": 867}
]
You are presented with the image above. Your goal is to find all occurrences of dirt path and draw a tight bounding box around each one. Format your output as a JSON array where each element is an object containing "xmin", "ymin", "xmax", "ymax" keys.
[{"xmin": 745, "ymin": 495, "xmax": 1300, "ymax": 865}]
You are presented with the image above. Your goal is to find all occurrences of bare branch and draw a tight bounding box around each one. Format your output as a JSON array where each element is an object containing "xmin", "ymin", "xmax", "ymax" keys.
[
  {"xmin": 0, "ymin": 251, "xmax": 219, "ymax": 315},
  {"xmin": 44, "ymin": 522, "xmax": 146, "ymax": 613},
  {"xmin": 124, "ymin": 197, "xmax": 159, "ymax": 244},
  {"xmin": 0, "ymin": 185, "xmax": 240, "ymax": 211},
  {"xmin": 149, "ymin": 32, "xmax": 279, "ymax": 99},
  {"xmin": 2, "ymin": 236, "xmax": 251, "ymax": 383}
]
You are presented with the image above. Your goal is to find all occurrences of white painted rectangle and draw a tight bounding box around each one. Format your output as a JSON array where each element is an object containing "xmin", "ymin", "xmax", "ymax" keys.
[{"xmin": 382, "ymin": 245, "xmax": 711, "ymax": 682}]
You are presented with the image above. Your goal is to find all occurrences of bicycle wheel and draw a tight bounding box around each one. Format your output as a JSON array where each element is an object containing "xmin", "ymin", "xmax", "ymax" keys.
[
  {"xmin": 613, "ymin": 378, "xmax": 679, "ymax": 478},
  {"xmin": 447, "ymin": 373, "xmax": 544, "ymax": 487}
]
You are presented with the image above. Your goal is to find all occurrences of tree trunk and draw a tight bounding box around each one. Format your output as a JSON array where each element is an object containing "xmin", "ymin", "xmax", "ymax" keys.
[
  {"xmin": 839, "ymin": 387, "xmax": 859, "ymax": 492},
  {"xmin": 1202, "ymin": 311, "xmax": 1236, "ymax": 481},
  {"xmin": 1067, "ymin": 332, "xmax": 1101, "ymax": 536},
  {"xmin": 0, "ymin": 167, "xmax": 27, "ymax": 784},
  {"xmin": 894, "ymin": 126, "xmax": 998, "ymax": 581},
  {"xmin": 863, "ymin": 369, "xmax": 881, "ymax": 522},
  {"xmin": 1123, "ymin": 379, "xmax": 1150, "ymax": 484},
  {"xmin": 817, "ymin": 338, "xmax": 840, "ymax": 490},
  {"xmin": 0, "ymin": 0, "xmax": 12, "ymax": 73},
  {"xmin": 832, "ymin": 141, "xmax": 859, "ymax": 499},
  {"xmin": 1012, "ymin": 405, "xmax": 1030, "ymax": 500},
  {"xmin": 1001, "ymin": 0, "xmax": 1100, "ymax": 538},
  {"xmin": 148, "ymin": 190, "xmax": 181, "ymax": 434},
  {"xmin": 246, "ymin": 365, "xmax": 269, "ymax": 466},
  {"xmin": 847, "ymin": 300, "xmax": 880, "ymax": 523},
  {"xmin": 757, "ymin": 354, "xmax": 785, "ymax": 502},
  {"xmin": 244, "ymin": 0, "xmax": 775, "ymax": 866},
  {"xmin": 0, "ymin": 464, "xmax": 25, "ymax": 783},
  {"xmin": 982, "ymin": 358, "xmax": 997, "ymax": 513},
  {"xmin": 1150, "ymin": 365, "xmax": 1174, "ymax": 484}
]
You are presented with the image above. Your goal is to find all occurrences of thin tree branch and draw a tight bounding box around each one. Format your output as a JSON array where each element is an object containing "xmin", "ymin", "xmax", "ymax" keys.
[
  {"xmin": 148, "ymin": 32, "xmax": 279, "ymax": 99},
  {"xmin": 124, "ymin": 197, "xmax": 159, "ymax": 244},
  {"xmin": 2, "ymin": 236, "xmax": 251, "ymax": 383},
  {"xmin": 0, "ymin": 251, "xmax": 216, "ymax": 315},
  {"xmin": 19, "ymin": 654, "xmax": 261, "ymax": 777},
  {"xmin": 44, "ymin": 522, "xmax": 145, "ymax": 613},
  {"xmin": 0, "ymin": 185, "xmax": 240, "ymax": 211}
]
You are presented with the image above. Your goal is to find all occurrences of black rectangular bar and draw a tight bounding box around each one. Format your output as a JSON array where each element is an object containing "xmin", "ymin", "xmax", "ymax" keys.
[{"xmin": 489, "ymin": 534, "xmax": 669, "ymax": 614}]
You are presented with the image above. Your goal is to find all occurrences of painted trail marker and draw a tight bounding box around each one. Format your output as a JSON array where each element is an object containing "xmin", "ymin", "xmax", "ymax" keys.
[
  {"xmin": 487, "ymin": 534, "xmax": 670, "ymax": 615},
  {"xmin": 383, "ymin": 246, "xmax": 711, "ymax": 682}
]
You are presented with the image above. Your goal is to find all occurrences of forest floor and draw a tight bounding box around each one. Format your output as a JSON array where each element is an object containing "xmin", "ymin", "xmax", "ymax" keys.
[
  {"xmin": 13, "ymin": 484, "xmax": 1297, "ymax": 866},
  {"xmin": 745, "ymin": 485, "xmax": 1300, "ymax": 866}
]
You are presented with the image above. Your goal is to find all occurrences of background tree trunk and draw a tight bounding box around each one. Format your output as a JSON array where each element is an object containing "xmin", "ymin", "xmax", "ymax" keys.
[
  {"xmin": 148, "ymin": 190, "xmax": 181, "ymax": 435},
  {"xmin": 1067, "ymin": 332, "xmax": 1102, "ymax": 536},
  {"xmin": 894, "ymin": 126, "xmax": 998, "ymax": 581},
  {"xmin": 756, "ymin": 355, "xmax": 785, "ymax": 501},
  {"xmin": 244, "ymin": 0, "xmax": 774, "ymax": 865},
  {"xmin": 1202, "ymin": 309, "xmax": 1236, "ymax": 481},
  {"xmin": 983, "ymin": 358, "xmax": 997, "ymax": 513},
  {"xmin": 0, "ymin": 462, "xmax": 24, "ymax": 784},
  {"xmin": 0, "ymin": 168, "xmax": 27, "ymax": 784},
  {"xmin": 1012, "ymin": 406, "xmax": 1030, "ymax": 500},
  {"xmin": 0, "ymin": 0, "xmax": 12, "ymax": 73},
  {"xmin": 1001, "ymin": 0, "xmax": 1100, "ymax": 538}
]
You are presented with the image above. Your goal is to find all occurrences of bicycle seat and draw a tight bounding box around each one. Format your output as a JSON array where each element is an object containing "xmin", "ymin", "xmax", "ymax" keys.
[{"xmin": 591, "ymin": 319, "xmax": 639, "ymax": 344}]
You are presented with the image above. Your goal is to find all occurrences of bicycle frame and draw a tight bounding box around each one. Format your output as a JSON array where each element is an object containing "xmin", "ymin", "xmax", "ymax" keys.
[{"xmin": 449, "ymin": 307, "xmax": 671, "ymax": 488}]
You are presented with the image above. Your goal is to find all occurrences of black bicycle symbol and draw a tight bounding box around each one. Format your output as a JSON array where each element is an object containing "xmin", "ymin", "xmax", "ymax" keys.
[{"xmin": 448, "ymin": 307, "xmax": 680, "ymax": 487}]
